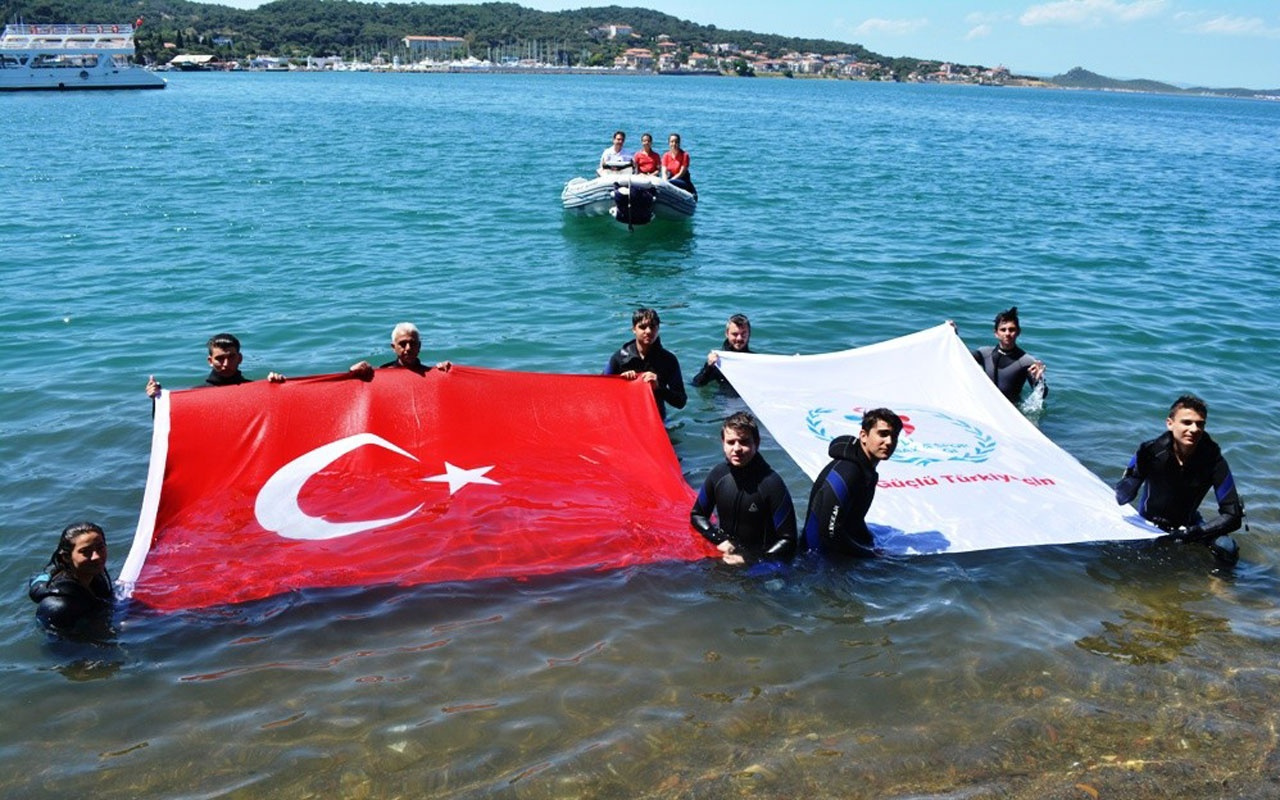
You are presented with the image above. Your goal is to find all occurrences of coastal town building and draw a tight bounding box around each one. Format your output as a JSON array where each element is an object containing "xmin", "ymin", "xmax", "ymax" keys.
[{"xmin": 403, "ymin": 35, "xmax": 466, "ymax": 56}]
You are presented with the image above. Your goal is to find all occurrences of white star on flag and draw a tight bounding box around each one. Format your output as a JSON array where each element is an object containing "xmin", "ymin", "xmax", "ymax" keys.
[{"xmin": 422, "ymin": 462, "xmax": 499, "ymax": 495}]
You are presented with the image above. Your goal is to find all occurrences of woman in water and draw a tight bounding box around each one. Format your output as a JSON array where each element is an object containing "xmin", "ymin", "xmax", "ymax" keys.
[
  {"xmin": 661, "ymin": 132, "xmax": 695, "ymax": 196},
  {"xmin": 29, "ymin": 522, "xmax": 114, "ymax": 631}
]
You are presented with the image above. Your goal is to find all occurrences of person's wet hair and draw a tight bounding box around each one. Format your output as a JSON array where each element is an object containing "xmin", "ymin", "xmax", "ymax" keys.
[
  {"xmin": 861, "ymin": 408, "xmax": 903, "ymax": 435},
  {"xmin": 632, "ymin": 307, "xmax": 660, "ymax": 328},
  {"xmin": 206, "ymin": 332, "xmax": 242, "ymax": 354},
  {"xmin": 722, "ymin": 411, "xmax": 760, "ymax": 445},
  {"xmin": 727, "ymin": 313, "xmax": 750, "ymax": 331},
  {"xmin": 1169, "ymin": 394, "xmax": 1208, "ymax": 419},
  {"xmin": 50, "ymin": 521, "xmax": 106, "ymax": 573},
  {"xmin": 992, "ymin": 307, "xmax": 1020, "ymax": 331}
]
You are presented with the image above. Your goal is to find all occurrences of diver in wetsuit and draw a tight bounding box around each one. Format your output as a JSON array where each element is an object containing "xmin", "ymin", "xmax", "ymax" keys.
[
  {"xmin": 350, "ymin": 322, "xmax": 452, "ymax": 377},
  {"xmin": 691, "ymin": 412, "xmax": 797, "ymax": 565},
  {"xmin": 146, "ymin": 332, "xmax": 285, "ymax": 397},
  {"xmin": 29, "ymin": 522, "xmax": 114, "ymax": 632},
  {"xmin": 691, "ymin": 313, "xmax": 751, "ymax": 397},
  {"xmin": 803, "ymin": 408, "xmax": 903, "ymax": 558},
  {"xmin": 1115, "ymin": 394, "xmax": 1245, "ymax": 565},
  {"xmin": 605, "ymin": 307, "xmax": 686, "ymax": 420},
  {"xmin": 971, "ymin": 307, "xmax": 1046, "ymax": 404}
]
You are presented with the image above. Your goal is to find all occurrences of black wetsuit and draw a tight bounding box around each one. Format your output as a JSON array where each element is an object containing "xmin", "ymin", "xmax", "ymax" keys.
[
  {"xmin": 972, "ymin": 345, "xmax": 1046, "ymax": 404},
  {"xmin": 1115, "ymin": 431, "xmax": 1243, "ymax": 548},
  {"xmin": 802, "ymin": 435, "xmax": 881, "ymax": 557},
  {"xmin": 691, "ymin": 454, "xmax": 797, "ymax": 563},
  {"xmin": 380, "ymin": 358, "xmax": 430, "ymax": 375},
  {"xmin": 203, "ymin": 369, "xmax": 251, "ymax": 388},
  {"xmin": 604, "ymin": 338, "xmax": 687, "ymax": 419},
  {"xmin": 29, "ymin": 567, "xmax": 114, "ymax": 631},
  {"xmin": 691, "ymin": 340, "xmax": 749, "ymax": 397}
]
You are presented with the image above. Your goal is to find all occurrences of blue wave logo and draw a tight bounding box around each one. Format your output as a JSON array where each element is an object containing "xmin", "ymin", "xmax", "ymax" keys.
[{"xmin": 804, "ymin": 407, "xmax": 996, "ymax": 467}]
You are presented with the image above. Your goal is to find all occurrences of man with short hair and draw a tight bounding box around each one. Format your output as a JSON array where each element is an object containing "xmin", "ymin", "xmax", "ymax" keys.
[
  {"xmin": 692, "ymin": 313, "xmax": 751, "ymax": 396},
  {"xmin": 604, "ymin": 307, "xmax": 686, "ymax": 419},
  {"xmin": 598, "ymin": 130, "xmax": 632, "ymax": 174},
  {"xmin": 803, "ymin": 408, "xmax": 903, "ymax": 558},
  {"xmin": 350, "ymin": 322, "xmax": 451, "ymax": 377},
  {"xmin": 691, "ymin": 412, "xmax": 797, "ymax": 565},
  {"xmin": 971, "ymin": 307, "xmax": 1046, "ymax": 404},
  {"xmin": 1115, "ymin": 394, "xmax": 1245, "ymax": 564},
  {"xmin": 146, "ymin": 332, "xmax": 284, "ymax": 397}
]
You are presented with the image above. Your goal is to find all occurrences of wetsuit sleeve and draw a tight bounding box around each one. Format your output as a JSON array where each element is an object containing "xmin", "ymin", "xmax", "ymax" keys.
[
  {"xmin": 603, "ymin": 349, "xmax": 623, "ymax": 376},
  {"xmin": 1115, "ymin": 447, "xmax": 1147, "ymax": 506},
  {"xmin": 691, "ymin": 471, "xmax": 726, "ymax": 545},
  {"xmin": 762, "ymin": 476, "xmax": 797, "ymax": 562},
  {"xmin": 659, "ymin": 354, "xmax": 688, "ymax": 410},
  {"xmin": 1189, "ymin": 455, "xmax": 1244, "ymax": 540},
  {"xmin": 1022, "ymin": 354, "xmax": 1048, "ymax": 398},
  {"xmin": 691, "ymin": 361, "xmax": 714, "ymax": 387}
]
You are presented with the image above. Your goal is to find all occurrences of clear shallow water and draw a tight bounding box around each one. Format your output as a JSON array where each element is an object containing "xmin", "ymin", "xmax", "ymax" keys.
[{"xmin": 2, "ymin": 74, "xmax": 1279, "ymax": 798}]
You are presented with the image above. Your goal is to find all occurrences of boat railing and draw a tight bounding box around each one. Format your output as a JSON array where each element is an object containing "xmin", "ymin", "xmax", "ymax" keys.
[
  {"xmin": 4, "ymin": 23, "xmax": 135, "ymax": 36},
  {"xmin": 0, "ymin": 24, "xmax": 137, "ymax": 50}
]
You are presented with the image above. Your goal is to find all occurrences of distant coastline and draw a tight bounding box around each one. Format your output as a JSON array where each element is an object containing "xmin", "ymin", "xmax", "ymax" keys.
[{"xmin": 17, "ymin": 0, "xmax": 1277, "ymax": 98}]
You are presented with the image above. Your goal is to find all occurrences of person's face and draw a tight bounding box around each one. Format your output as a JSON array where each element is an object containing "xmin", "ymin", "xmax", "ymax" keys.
[
  {"xmin": 994, "ymin": 320, "xmax": 1020, "ymax": 350},
  {"xmin": 207, "ymin": 346, "xmax": 243, "ymax": 377},
  {"xmin": 1166, "ymin": 407, "xmax": 1206, "ymax": 453},
  {"xmin": 640, "ymin": 135, "xmax": 653, "ymax": 150},
  {"xmin": 392, "ymin": 333, "xmax": 421, "ymax": 363},
  {"xmin": 860, "ymin": 421, "xmax": 900, "ymax": 463},
  {"xmin": 722, "ymin": 428, "xmax": 757, "ymax": 468},
  {"xmin": 68, "ymin": 532, "xmax": 107, "ymax": 580},
  {"xmin": 632, "ymin": 317, "xmax": 658, "ymax": 347},
  {"xmin": 725, "ymin": 322, "xmax": 750, "ymax": 351},
  {"xmin": 668, "ymin": 135, "xmax": 680, "ymax": 150},
  {"xmin": 612, "ymin": 132, "xmax": 625, "ymax": 150}
]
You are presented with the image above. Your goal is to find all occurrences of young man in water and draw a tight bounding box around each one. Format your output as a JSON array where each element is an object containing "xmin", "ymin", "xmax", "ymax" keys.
[
  {"xmin": 349, "ymin": 322, "xmax": 451, "ymax": 377},
  {"xmin": 971, "ymin": 307, "xmax": 1047, "ymax": 404},
  {"xmin": 803, "ymin": 408, "xmax": 903, "ymax": 558},
  {"xmin": 146, "ymin": 333, "xmax": 284, "ymax": 397},
  {"xmin": 691, "ymin": 313, "xmax": 751, "ymax": 396},
  {"xmin": 691, "ymin": 412, "xmax": 797, "ymax": 565},
  {"xmin": 1115, "ymin": 394, "xmax": 1245, "ymax": 565},
  {"xmin": 604, "ymin": 307, "xmax": 686, "ymax": 419}
]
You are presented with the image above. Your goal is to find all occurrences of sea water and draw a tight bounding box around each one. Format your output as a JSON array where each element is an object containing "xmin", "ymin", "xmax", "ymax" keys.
[{"xmin": 1, "ymin": 73, "xmax": 1279, "ymax": 798}]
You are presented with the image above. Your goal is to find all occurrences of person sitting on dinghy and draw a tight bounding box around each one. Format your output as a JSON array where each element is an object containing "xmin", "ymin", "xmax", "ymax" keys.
[
  {"xmin": 633, "ymin": 133, "xmax": 661, "ymax": 175},
  {"xmin": 662, "ymin": 132, "xmax": 695, "ymax": 197},
  {"xmin": 598, "ymin": 130, "xmax": 633, "ymax": 175}
]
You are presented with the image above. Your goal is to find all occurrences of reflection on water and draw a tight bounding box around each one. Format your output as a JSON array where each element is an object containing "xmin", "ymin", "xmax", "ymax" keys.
[
  {"xmin": 8, "ymin": 554, "xmax": 1280, "ymax": 798},
  {"xmin": 561, "ymin": 213, "xmax": 697, "ymax": 278}
]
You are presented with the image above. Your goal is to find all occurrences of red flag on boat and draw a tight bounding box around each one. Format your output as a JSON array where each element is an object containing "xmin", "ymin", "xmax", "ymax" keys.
[{"xmin": 120, "ymin": 366, "xmax": 715, "ymax": 612}]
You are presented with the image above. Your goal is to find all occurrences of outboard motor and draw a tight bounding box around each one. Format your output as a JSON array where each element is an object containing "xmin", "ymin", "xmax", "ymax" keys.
[{"xmin": 610, "ymin": 181, "xmax": 657, "ymax": 229}]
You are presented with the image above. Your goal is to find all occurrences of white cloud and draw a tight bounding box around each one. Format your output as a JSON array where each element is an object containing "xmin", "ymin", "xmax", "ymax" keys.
[
  {"xmin": 1020, "ymin": 0, "xmax": 1165, "ymax": 27},
  {"xmin": 854, "ymin": 17, "xmax": 929, "ymax": 36},
  {"xmin": 966, "ymin": 24, "xmax": 994, "ymax": 40},
  {"xmin": 1174, "ymin": 13, "xmax": 1280, "ymax": 39}
]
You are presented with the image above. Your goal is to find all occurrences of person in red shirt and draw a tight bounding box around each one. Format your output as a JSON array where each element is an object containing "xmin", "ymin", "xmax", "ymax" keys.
[
  {"xmin": 633, "ymin": 132, "xmax": 660, "ymax": 174},
  {"xmin": 662, "ymin": 132, "xmax": 695, "ymax": 197}
]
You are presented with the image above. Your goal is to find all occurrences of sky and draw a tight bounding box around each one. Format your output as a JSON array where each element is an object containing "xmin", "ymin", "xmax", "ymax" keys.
[{"xmin": 223, "ymin": 0, "xmax": 1280, "ymax": 89}]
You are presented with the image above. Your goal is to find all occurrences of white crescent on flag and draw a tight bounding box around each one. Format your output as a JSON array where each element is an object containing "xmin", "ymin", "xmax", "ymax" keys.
[{"xmin": 715, "ymin": 323, "xmax": 1159, "ymax": 555}]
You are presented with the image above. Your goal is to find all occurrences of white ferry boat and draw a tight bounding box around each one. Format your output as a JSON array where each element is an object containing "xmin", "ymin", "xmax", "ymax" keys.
[{"xmin": 0, "ymin": 23, "xmax": 165, "ymax": 91}]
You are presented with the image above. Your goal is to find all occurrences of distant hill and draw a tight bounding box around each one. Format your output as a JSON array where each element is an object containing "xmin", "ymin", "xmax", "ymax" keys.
[{"xmin": 1050, "ymin": 66, "xmax": 1278, "ymax": 99}]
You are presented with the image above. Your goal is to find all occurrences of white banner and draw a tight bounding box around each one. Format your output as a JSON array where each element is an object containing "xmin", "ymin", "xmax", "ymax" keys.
[{"xmin": 716, "ymin": 323, "xmax": 1158, "ymax": 555}]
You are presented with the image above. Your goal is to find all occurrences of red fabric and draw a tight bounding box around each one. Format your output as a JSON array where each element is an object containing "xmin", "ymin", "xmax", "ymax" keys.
[
  {"xmin": 126, "ymin": 367, "xmax": 716, "ymax": 611},
  {"xmin": 633, "ymin": 150, "xmax": 660, "ymax": 174},
  {"xmin": 662, "ymin": 150, "xmax": 689, "ymax": 177}
]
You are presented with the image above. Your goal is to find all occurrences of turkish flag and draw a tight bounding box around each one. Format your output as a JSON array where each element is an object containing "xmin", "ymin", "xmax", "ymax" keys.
[{"xmin": 120, "ymin": 367, "xmax": 716, "ymax": 612}]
